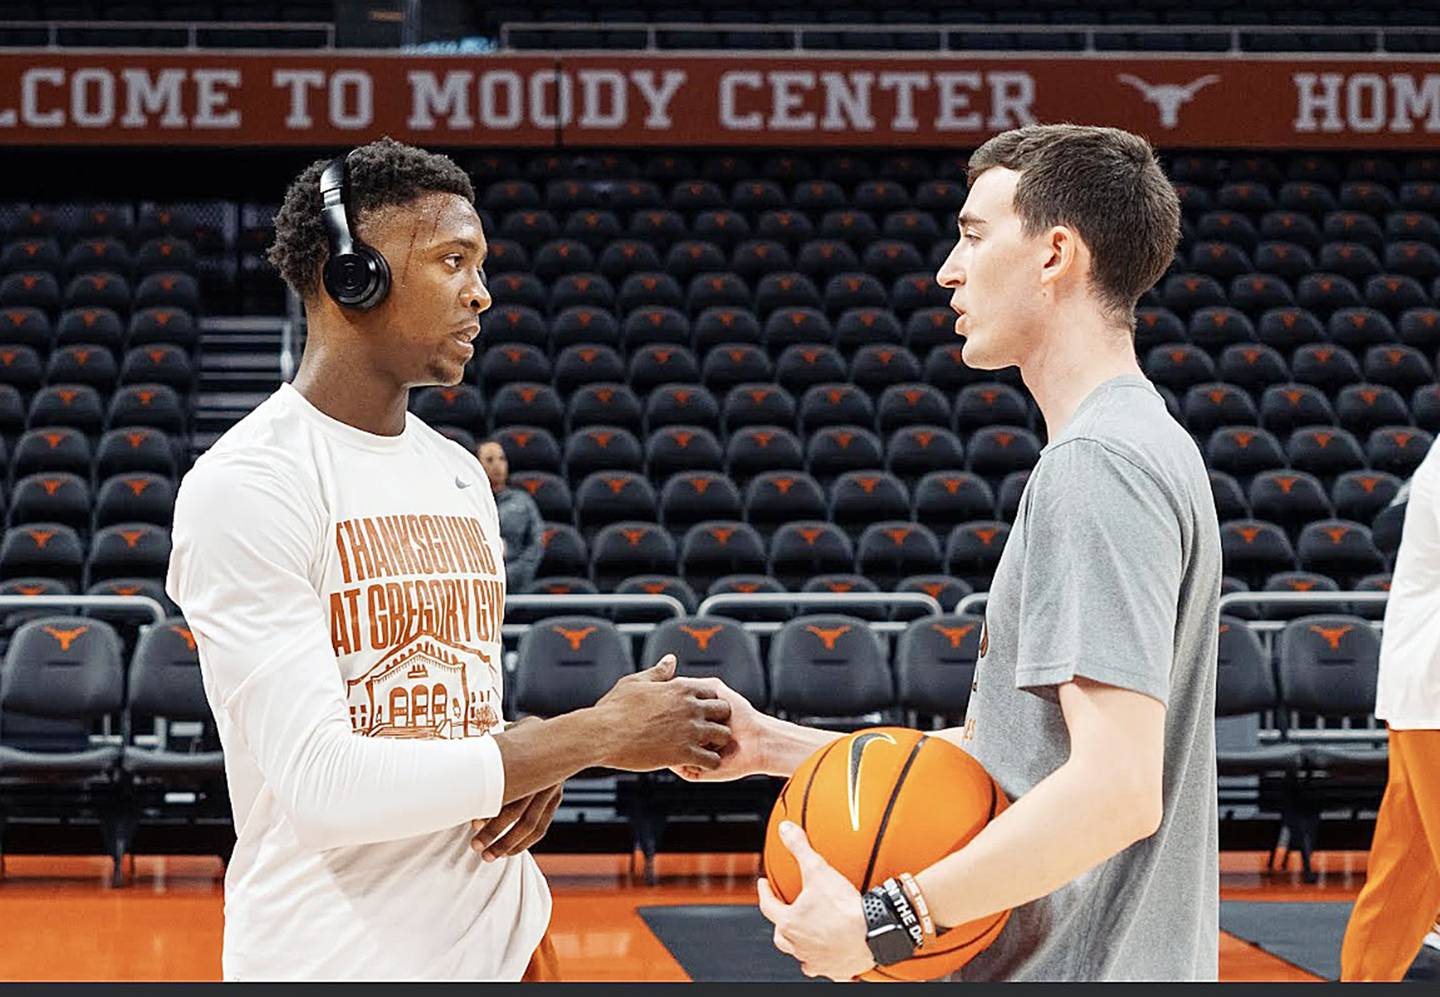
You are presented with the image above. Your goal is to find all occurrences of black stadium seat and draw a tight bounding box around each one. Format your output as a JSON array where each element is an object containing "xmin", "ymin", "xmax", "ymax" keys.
[
  {"xmin": 513, "ymin": 617, "xmax": 633, "ymax": 717},
  {"xmin": 679, "ymin": 521, "xmax": 767, "ymax": 594},
  {"xmin": 768, "ymin": 615, "xmax": 893, "ymax": 725},
  {"xmin": 897, "ymin": 614, "xmax": 985, "ymax": 719}
]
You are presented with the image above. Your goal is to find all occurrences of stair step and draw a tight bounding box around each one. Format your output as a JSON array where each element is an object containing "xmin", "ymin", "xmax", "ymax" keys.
[{"xmin": 200, "ymin": 352, "xmax": 282, "ymax": 372}]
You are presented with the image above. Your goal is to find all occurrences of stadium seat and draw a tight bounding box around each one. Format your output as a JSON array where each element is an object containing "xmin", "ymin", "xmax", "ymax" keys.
[
  {"xmin": 489, "ymin": 384, "xmax": 564, "ymax": 434},
  {"xmin": 744, "ymin": 471, "xmax": 827, "ymax": 538},
  {"xmin": 57, "ymin": 308, "xmax": 125, "ymax": 351},
  {"xmin": 30, "ymin": 385, "xmax": 104, "ymax": 435},
  {"xmin": 94, "ymin": 427, "xmax": 174, "ymax": 480},
  {"xmin": 702, "ymin": 343, "xmax": 772, "ymax": 392},
  {"xmin": 590, "ymin": 522, "xmax": 676, "ymax": 589},
  {"xmin": 573, "ymin": 471, "xmax": 658, "ymax": 537},
  {"xmin": 855, "ymin": 521, "xmax": 943, "ymax": 588},
  {"xmin": 1259, "ymin": 384, "xmax": 1335, "ymax": 436},
  {"xmin": 726, "ymin": 425, "xmax": 805, "ymax": 482},
  {"xmin": 1218, "ymin": 344, "xmax": 1291, "ymax": 395},
  {"xmin": 568, "ymin": 383, "xmax": 643, "ymax": 434},
  {"xmin": 412, "ymin": 385, "xmax": 484, "ymax": 431},
  {"xmin": 1220, "ymin": 519, "xmax": 1297, "ymax": 585},
  {"xmin": 645, "ymin": 425, "xmax": 724, "ymax": 479},
  {"xmin": 513, "ymin": 617, "xmax": 632, "ymax": 717},
  {"xmin": 1366, "ymin": 426, "xmax": 1433, "ymax": 477},
  {"xmin": 848, "ymin": 344, "xmax": 920, "ymax": 394},
  {"xmin": 1213, "ymin": 617, "xmax": 1303, "ymax": 777},
  {"xmin": 1248, "ymin": 470, "xmax": 1333, "ymax": 536},
  {"xmin": 1276, "ymin": 616, "xmax": 1385, "ymax": 774},
  {"xmin": 87, "ymin": 522, "xmax": 171, "ymax": 583},
  {"xmin": 492, "ymin": 426, "xmax": 562, "ymax": 475},
  {"xmin": 768, "ymin": 615, "xmax": 893, "ymax": 725},
  {"xmin": 896, "ymin": 614, "xmax": 984, "ymax": 719},
  {"xmin": 829, "ymin": 471, "xmax": 909, "ymax": 536},
  {"xmin": 944, "ymin": 521, "xmax": 1011, "ymax": 588},
  {"xmin": 1335, "ymin": 384, "xmax": 1409, "ymax": 436},
  {"xmin": 479, "ymin": 344, "xmax": 551, "ymax": 390},
  {"xmin": 122, "ymin": 618, "xmax": 224, "ymax": 778},
  {"xmin": 1331, "ymin": 470, "xmax": 1402, "ymax": 525},
  {"xmin": 769, "ymin": 521, "xmax": 854, "ymax": 589},
  {"xmin": 1286, "ymin": 427, "xmax": 1367, "ymax": 481},
  {"xmin": 622, "ymin": 306, "xmax": 690, "ymax": 351},
  {"xmin": 645, "ymin": 384, "xmax": 719, "ymax": 433},
  {"xmin": 564, "ymin": 426, "xmax": 644, "ymax": 483},
  {"xmin": 1206, "ymin": 427, "xmax": 1288, "ymax": 482},
  {"xmin": 554, "ymin": 344, "xmax": 625, "ymax": 394},
  {"xmin": 1296, "ymin": 520, "xmax": 1386, "ymax": 582},
  {"xmin": 0, "ymin": 617, "xmax": 124, "ymax": 781},
  {"xmin": 799, "ymin": 383, "xmax": 874, "ymax": 432},
  {"xmin": 642, "ymin": 616, "xmax": 765, "ymax": 706},
  {"xmin": 806, "ymin": 425, "xmax": 884, "ymax": 482},
  {"xmin": 775, "ymin": 344, "xmax": 847, "ymax": 393},
  {"xmin": 1183, "ymin": 383, "xmax": 1260, "ymax": 437},
  {"xmin": 9, "ymin": 473, "xmax": 90, "ymax": 532},
  {"xmin": 658, "ymin": 472, "xmax": 743, "ymax": 538},
  {"xmin": 966, "ymin": 426, "xmax": 1041, "ymax": 480},
  {"xmin": 678, "ymin": 521, "xmax": 767, "ymax": 594},
  {"xmin": 877, "ymin": 383, "xmax": 951, "ymax": 433}
]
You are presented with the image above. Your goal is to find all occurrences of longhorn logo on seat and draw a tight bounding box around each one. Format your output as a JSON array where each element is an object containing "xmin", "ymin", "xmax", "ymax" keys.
[
  {"xmin": 553, "ymin": 625, "xmax": 597, "ymax": 651},
  {"xmin": 1309, "ymin": 624, "xmax": 1353, "ymax": 650},
  {"xmin": 805, "ymin": 624, "xmax": 851, "ymax": 651},
  {"xmin": 932, "ymin": 623, "xmax": 976, "ymax": 649},
  {"xmin": 681, "ymin": 625, "xmax": 724, "ymax": 651},
  {"xmin": 44, "ymin": 625, "xmax": 88, "ymax": 651}
]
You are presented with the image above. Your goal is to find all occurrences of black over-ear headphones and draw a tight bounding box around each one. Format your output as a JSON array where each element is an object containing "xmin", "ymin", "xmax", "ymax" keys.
[{"xmin": 319, "ymin": 153, "xmax": 391, "ymax": 310}]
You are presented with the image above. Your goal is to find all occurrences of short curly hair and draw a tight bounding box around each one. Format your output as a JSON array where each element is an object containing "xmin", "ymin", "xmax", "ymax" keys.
[{"xmin": 267, "ymin": 136, "xmax": 475, "ymax": 300}]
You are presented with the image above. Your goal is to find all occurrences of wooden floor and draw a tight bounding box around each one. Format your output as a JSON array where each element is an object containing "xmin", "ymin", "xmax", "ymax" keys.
[{"xmin": 0, "ymin": 849, "xmax": 1367, "ymax": 982}]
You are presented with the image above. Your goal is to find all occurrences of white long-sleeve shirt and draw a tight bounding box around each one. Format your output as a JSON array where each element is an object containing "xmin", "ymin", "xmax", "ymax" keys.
[
  {"xmin": 166, "ymin": 383, "xmax": 550, "ymax": 981},
  {"xmin": 1376, "ymin": 437, "xmax": 1440, "ymax": 730}
]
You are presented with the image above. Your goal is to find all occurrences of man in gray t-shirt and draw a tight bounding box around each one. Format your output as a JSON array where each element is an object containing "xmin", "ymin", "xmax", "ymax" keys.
[
  {"xmin": 955, "ymin": 375, "xmax": 1220, "ymax": 981},
  {"xmin": 673, "ymin": 125, "xmax": 1222, "ymax": 983}
]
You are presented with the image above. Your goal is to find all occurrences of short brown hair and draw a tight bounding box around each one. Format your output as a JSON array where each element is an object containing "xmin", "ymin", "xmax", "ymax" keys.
[{"xmin": 967, "ymin": 124, "xmax": 1180, "ymax": 323}]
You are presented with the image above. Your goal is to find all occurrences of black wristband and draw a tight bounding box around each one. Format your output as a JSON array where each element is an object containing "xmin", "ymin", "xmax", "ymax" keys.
[{"xmin": 862, "ymin": 884, "xmax": 921, "ymax": 966}]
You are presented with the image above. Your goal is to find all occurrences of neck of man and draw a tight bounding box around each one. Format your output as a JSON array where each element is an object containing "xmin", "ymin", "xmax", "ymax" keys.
[
  {"xmin": 291, "ymin": 335, "xmax": 410, "ymax": 437},
  {"xmin": 1019, "ymin": 301, "xmax": 1144, "ymax": 441}
]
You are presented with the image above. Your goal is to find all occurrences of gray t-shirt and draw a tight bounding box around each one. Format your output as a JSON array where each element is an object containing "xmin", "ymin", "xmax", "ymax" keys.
[{"xmin": 954, "ymin": 375, "xmax": 1221, "ymax": 982}]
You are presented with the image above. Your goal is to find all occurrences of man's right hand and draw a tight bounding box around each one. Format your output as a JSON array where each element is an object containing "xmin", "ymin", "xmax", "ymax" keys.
[{"xmin": 591, "ymin": 654, "xmax": 734, "ymax": 772}]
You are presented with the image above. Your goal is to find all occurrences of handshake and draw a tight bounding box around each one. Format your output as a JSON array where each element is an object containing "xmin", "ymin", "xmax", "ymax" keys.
[{"xmin": 586, "ymin": 654, "xmax": 770, "ymax": 781}]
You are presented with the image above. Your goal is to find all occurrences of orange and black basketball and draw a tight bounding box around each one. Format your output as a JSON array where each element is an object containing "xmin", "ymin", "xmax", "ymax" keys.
[{"xmin": 763, "ymin": 727, "xmax": 1011, "ymax": 982}]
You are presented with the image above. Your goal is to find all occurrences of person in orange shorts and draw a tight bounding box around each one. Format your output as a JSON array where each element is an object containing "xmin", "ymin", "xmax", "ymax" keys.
[{"xmin": 1340, "ymin": 438, "xmax": 1440, "ymax": 981}]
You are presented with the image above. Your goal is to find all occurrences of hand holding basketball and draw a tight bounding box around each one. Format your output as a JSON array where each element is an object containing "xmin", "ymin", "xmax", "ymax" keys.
[{"xmin": 757, "ymin": 821, "xmax": 874, "ymax": 981}]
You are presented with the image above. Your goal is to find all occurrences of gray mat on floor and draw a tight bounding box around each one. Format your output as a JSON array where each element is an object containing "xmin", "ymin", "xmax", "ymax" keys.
[
  {"xmin": 1220, "ymin": 900, "xmax": 1353, "ymax": 980},
  {"xmin": 1220, "ymin": 901, "xmax": 1437, "ymax": 982},
  {"xmin": 641, "ymin": 901, "xmax": 1438, "ymax": 982},
  {"xmin": 637, "ymin": 904, "xmax": 816, "ymax": 982}
]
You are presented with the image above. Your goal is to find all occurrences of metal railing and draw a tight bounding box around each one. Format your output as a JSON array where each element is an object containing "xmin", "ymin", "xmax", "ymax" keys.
[
  {"xmin": 695, "ymin": 590, "xmax": 941, "ymax": 636},
  {"xmin": 499, "ymin": 21, "xmax": 1433, "ymax": 55},
  {"xmin": 501, "ymin": 592, "xmax": 687, "ymax": 639},
  {"xmin": 0, "ymin": 19, "xmax": 337, "ymax": 49},
  {"xmin": 0, "ymin": 593, "xmax": 168, "ymax": 625}
]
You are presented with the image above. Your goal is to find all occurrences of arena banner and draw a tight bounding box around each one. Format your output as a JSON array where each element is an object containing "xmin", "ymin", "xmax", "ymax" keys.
[{"xmin": 0, "ymin": 51, "xmax": 1437, "ymax": 148}]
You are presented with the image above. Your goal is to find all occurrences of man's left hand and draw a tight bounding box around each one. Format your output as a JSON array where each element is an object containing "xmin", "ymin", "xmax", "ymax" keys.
[
  {"xmin": 471, "ymin": 717, "xmax": 563, "ymax": 861},
  {"xmin": 470, "ymin": 783, "xmax": 564, "ymax": 861},
  {"xmin": 757, "ymin": 821, "xmax": 876, "ymax": 980}
]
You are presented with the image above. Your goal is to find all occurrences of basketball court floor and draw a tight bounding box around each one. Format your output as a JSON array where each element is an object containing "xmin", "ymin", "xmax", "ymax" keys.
[{"xmin": 0, "ymin": 849, "xmax": 1414, "ymax": 981}]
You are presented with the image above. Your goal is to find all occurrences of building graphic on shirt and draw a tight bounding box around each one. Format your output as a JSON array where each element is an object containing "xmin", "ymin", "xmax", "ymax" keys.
[{"xmin": 345, "ymin": 635, "xmax": 499, "ymax": 739}]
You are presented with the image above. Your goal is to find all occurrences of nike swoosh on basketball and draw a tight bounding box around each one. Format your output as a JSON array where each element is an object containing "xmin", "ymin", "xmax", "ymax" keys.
[{"xmin": 847, "ymin": 731, "xmax": 897, "ymax": 832}]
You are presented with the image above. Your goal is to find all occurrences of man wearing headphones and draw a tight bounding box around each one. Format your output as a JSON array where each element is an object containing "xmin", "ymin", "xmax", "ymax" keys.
[{"xmin": 165, "ymin": 139, "xmax": 732, "ymax": 981}]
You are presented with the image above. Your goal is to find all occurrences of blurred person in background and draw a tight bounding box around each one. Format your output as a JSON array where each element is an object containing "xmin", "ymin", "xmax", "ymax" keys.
[{"xmin": 479, "ymin": 438, "xmax": 544, "ymax": 592}]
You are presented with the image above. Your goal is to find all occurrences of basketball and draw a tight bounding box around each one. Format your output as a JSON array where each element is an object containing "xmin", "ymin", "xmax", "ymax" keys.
[{"xmin": 763, "ymin": 727, "xmax": 1011, "ymax": 982}]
